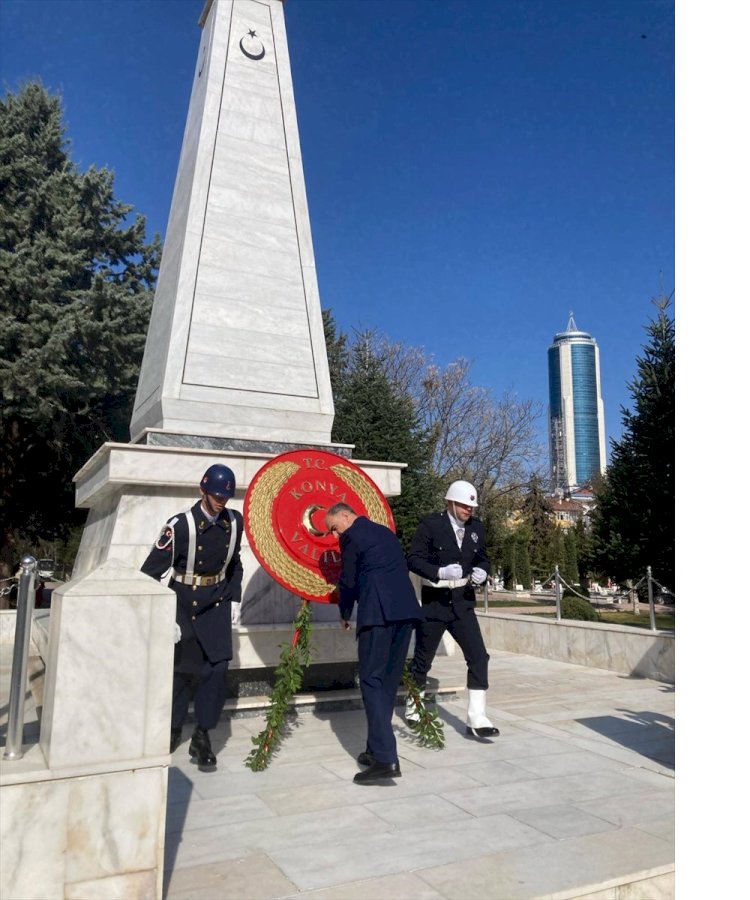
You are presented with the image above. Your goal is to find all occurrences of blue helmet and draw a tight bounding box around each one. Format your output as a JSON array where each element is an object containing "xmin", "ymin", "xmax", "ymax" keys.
[{"xmin": 200, "ymin": 464, "xmax": 236, "ymax": 498}]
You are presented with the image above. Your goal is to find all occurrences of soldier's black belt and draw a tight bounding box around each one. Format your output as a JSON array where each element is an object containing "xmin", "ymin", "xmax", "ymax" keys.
[{"xmin": 173, "ymin": 572, "xmax": 225, "ymax": 587}]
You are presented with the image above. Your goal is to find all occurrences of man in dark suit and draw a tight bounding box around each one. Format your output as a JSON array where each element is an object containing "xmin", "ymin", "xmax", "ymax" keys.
[
  {"xmin": 407, "ymin": 480, "xmax": 499, "ymax": 739},
  {"xmin": 142, "ymin": 463, "xmax": 244, "ymax": 770},
  {"xmin": 325, "ymin": 502, "xmax": 424, "ymax": 784}
]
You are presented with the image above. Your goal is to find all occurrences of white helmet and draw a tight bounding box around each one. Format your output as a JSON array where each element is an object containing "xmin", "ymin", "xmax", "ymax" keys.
[{"xmin": 445, "ymin": 480, "xmax": 478, "ymax": 507}]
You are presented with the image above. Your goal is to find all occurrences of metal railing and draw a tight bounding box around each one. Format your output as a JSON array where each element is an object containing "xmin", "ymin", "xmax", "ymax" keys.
[
  {"xmin": 482, "ymin": 564, "xmax": 674, "ymax": 633},
  {"xmin": 3, "ymin": 556, "xmax": 37, "ymax": 760}
]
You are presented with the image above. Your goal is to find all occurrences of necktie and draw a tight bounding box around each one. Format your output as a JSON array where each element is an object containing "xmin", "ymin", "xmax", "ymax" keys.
[{"xmin": 457, "ymin": 527, "xmax": 465, "ymax": 546}]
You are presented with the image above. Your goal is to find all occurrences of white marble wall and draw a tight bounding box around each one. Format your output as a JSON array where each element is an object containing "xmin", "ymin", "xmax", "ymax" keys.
[
  {"xmin": 476, "ymin": 613, "xmax": 675, "ymax": 684},
  {"xmin": 0, "ymin": 766, "xmax": 167, "ymax": 900},
  {"xmin": 0, "ymin": 609, "xmax": 17, "ymax": 645},
  {"xmin": 131, "ymin": 0, "xmax": 334, "ymax": 443},
  {"xmin": 1, "ymin": 561, "xmax": 174, "ymax": 900},
  {"xmin": 41, "ymin": 559, "xmax": 175, "ymax": 769}
]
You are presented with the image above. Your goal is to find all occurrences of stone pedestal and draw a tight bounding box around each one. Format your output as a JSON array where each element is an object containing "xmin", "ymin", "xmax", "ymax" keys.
[
  {"xmin": 0, "ymin": 561, "xmax": 174, "ymax": 900},
  {"xmin": 41, "ymin": 560, "xmax": 175, "ymax": 768},
  {"xmin": 72, "ymin": 442, "xmax": 405, "ymax": 630}
]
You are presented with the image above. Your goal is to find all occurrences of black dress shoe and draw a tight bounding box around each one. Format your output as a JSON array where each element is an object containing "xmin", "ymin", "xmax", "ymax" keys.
[
  {"xmin": 466, "ymin": 725, "xmax": 500, "ymax": 738},
  {"xmin": 353, "ymin": 761, "xmax": 401, "ymax": 784},
  {"xmin": 170, "ymin": 727, "xmax": 182, "ymax": 753},
  {"xmin": 357, "ymin": 750, "xmax": 375, "ymax": 766},
  {"xmin": 189, "ymin": 727, "xmax": 217, "ymax": 769}
]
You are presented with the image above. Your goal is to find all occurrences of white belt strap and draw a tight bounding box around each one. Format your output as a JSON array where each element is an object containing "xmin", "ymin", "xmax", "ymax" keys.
[
  {"xmin": 427, "ymin": 577, "xmax": 470, "ymax": 589},
  {"xmin": 219, "ymin": 515, "xmax": 238, "ymax": 580},
  {"xmin": 185, "ymin": 512, "xmax": 197, "ymax": 578}
]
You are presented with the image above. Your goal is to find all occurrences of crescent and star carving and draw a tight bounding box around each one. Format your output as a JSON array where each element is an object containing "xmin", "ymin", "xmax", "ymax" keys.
[
  {"xmin": 239, "ymin": 28, "xmax": 266, "ymax": 61},
  {"xmin": 302, "ymin": 505, "xmax": 328, "ymax": 538}
]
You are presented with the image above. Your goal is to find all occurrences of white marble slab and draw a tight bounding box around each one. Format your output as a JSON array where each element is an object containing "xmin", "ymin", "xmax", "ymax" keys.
[
  {"xmin": 476, "ymin": 613, "xmax": 674, "ymax": 683},
  {"xmin": 40, "ymin": 559, "xmax": 175, "ymax": 769},
  {"xmin": 0, "ymin": 766, "xmax": 167, "ymax": 900}
]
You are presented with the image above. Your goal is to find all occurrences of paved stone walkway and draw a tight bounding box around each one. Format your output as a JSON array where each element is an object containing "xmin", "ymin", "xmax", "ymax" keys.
[{"xmin": 163, "ymin": 650, "xmax": 674, "ymax": 899}]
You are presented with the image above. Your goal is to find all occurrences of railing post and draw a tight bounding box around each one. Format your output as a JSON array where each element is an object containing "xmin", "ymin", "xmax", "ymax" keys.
[
  {"xmin": 3, "ymin": 555, "xmax": 37, "ymax": 760},
  {"xmin": 646, "ymin": 565, "xmax": 657, "ymax": 632},
  {"xmin": 554, "ymin": 564, "xmax": 562, "ymax": 622}
]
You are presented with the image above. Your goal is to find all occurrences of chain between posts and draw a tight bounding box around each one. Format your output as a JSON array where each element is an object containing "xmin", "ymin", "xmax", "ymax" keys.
[
  {"xmin": 488, "ymin": 565, "xmax": 673, "ymax": 633},
  {"xmin": 551, "ymin": 567, "xmax": 673, "ymax": 633}
]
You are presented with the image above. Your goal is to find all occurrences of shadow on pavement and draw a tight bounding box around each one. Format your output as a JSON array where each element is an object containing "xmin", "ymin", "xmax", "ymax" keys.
[{"xmin": 577, "ymin": 709, "xmax": 675, "ymax": 770}]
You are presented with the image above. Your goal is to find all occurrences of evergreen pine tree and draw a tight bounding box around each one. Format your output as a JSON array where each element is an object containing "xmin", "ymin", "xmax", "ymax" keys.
[
  {"xmin": 591, "ymin": 297, "xmax": 675, "ymax": 587},
  {"xmin": 321, "ymin": 307, "xmax": 347, "ymax": 405},
  {"xmin": 516, "ymin": 538, "xmax": 532, "ymax": 589},
  {"xmin": 520, "ymin": 476, "xmax": 555, "ymax": 580},
  {"xmin": 330, "ymin": 330, "xmax": 438, "ymax": 547},
  {"xmin": 0, "ymin": 83, "xmax": 161, "ymax": 569},
  {"xmin": 501, "ymin": 534, "xmax": 517, "ymax": 590},
  {"xmin": 549, "ymin": 525, "xmax": 564, "ymax": 579},
  {"xmin": 562, "ymin": 527, "xmax": 579, "ymax": 587}
]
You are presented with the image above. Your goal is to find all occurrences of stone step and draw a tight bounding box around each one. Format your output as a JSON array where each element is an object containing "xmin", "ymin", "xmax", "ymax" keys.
[{"xmin": 219, "ymin": 681, "xmax": 462, "ymax": 718}]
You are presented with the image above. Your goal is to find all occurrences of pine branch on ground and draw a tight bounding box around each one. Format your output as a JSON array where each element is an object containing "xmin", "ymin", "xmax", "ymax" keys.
[
  {"xmin": 245, "ymin": 600, "xmax": 313, "ymax": 771},
  {"xmin": 402, "ymin": 665, "xmax": 445, "ymax": 750}
]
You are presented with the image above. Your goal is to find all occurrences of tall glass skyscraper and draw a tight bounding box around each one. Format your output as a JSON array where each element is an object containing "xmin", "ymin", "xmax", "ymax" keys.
[{"xmin": 548, "ymin": 314, "xmax": 607, "ymax": 492}]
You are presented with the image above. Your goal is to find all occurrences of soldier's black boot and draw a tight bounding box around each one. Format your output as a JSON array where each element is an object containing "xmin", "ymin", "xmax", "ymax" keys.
[
  {"xmin": 170, "ymin": 727, "xmax": 182, "ymax": 754},
  {"xmin": 189, "ymin": 726, "xmax": 217, "ymax": 770}
]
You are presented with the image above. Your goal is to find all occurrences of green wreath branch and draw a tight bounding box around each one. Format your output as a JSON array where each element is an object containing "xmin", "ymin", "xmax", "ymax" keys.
[
  {"xmin": 245, "ymin": 599, "xmax": 313, "ymax": 771},
  {"xmin": 402, "ymin": 663, "xmax": 445, "ymax": 750}
]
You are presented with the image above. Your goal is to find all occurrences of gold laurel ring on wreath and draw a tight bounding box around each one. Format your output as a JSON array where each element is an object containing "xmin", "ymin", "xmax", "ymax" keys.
[
  {"xmin": 330, "ymin": 465, "xmax": 391, "ymax": 527},
  {"xmin": 247, "ymin": 461, "xmax": 392, "ymax": 598},
  {"xmin": 247, "ymin": 462, "xmax": 331, "ymax": 597}
]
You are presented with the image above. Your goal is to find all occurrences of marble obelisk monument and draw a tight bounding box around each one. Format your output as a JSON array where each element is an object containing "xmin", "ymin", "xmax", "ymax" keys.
[
  {"xmin": 131, "ymin": 0, "xmax": 334, "ymax": 447},
  {"xmin": 72, "ymin": 0, "xmax": 405, "ymax": 642}
]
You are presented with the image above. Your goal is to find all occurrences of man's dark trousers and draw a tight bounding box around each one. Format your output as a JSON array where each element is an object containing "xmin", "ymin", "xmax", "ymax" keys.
[
  {"xmin": 358, "ymin": 621, "xmax": 414, "ymax": 764},
  {"xmin": 411, "ymin": 609, "xmax": 490, "ymax": 691},
  {"xmin": 171, "ymin": 641, "xmax": 229, "ymax": 731}
]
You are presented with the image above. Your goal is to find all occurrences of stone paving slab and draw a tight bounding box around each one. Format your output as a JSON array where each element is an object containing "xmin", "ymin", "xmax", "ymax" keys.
[{"xmin": 162, "ymin": 650, "xmax": 674, "ymax": 899}]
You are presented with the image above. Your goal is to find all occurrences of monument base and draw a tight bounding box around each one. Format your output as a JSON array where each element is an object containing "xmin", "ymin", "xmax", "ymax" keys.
[
  {"xmin": 132, "ymin": 427, "xmax": 353, "ymax": 457},
  {"xmin": 73, "ymin": 441, "xmax": 405, "ymax": 626}
]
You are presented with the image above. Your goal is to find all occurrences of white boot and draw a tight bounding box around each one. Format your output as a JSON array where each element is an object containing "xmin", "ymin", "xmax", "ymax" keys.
[
  {"xmin": 466, "ymin": 689, "xmax": 499, "ymax": 737},
  {"xmin": 405, "ymin": 690, "xmax": 424, "ymax": 726}
]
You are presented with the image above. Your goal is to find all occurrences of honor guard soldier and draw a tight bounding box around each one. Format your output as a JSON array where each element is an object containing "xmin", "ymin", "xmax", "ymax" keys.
[
  {"xmin": 142, "ymin": 464, "xmax": 244, "ymax": 770},
  {"xmin": 406, "ymin": 480, "xmax": 499, "ymax": 738}
]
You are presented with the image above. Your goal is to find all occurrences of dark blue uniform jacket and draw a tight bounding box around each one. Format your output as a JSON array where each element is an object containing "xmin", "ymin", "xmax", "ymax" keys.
[
  {"xmin": 407, "ymin": 511, "xmax": 490, "ymax": 623},
  {"xmin": 141, "ymin": 501, "xmax": 244, "ymax": 663},
  {"xmin": 337, "ymin": 517, "xmax": 424, "ymax": 635}
]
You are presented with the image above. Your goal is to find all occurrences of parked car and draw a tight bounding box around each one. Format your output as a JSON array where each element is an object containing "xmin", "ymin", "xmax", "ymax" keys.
[{"xmin": 37, "ymin": 559, "xmax": 55, "ymax": 579}]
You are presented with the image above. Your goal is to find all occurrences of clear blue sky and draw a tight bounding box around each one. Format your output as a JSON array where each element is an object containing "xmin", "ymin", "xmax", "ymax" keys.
[{"xmin": 0, "ymin": 0, "xmax": 674, "ymax": 451}]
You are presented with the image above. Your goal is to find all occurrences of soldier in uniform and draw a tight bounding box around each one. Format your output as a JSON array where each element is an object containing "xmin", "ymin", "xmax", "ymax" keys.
[
  {"xmin": 406, "ymin": 480, "xmax": 499, "ymax": 738},
  {"xmin": 141, "ymin": 464, "xmax": 244, "ymax": 770}
]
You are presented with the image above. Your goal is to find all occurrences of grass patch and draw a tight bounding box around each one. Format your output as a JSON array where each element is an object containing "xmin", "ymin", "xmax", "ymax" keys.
[
  {"xmin": 482, "ymin": 598, "xmax": 675, "ymax": 631},
  {"xmin": 597, "ymin": 610, "xmax": 675, "ymax": 630},
  {"xmin": 528, "ymin": 610, "xmax": 675, "ymax": 630}
]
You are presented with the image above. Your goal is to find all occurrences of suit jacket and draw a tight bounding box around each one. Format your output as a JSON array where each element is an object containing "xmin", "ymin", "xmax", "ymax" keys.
[
  {"xmin": 141, "ymin": 501, "xmax": 244, "ymax": 662},
  {"xmin": 337, "ymin": 517, "xmax": 424, "ymax": 635},
  {"xmin": 407, "ymin": 511, "xmax": 490, "ymax": 622}
]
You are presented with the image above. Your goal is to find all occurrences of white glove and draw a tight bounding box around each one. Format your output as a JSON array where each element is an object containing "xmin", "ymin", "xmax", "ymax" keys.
[
  {"xmin": 438, "ymin": 564, "xmax": 464, "ymax": 580},
  {"xmin": 173, "ymin": 623, "xmax": 181, "ymax": 644},
  {"xmin": 231, "ymin": 601, "xmax": 241, "ymax": 624},
  {"xmin": 470, "ymin": 567, "xmax": 488, "ymax": 585}
]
